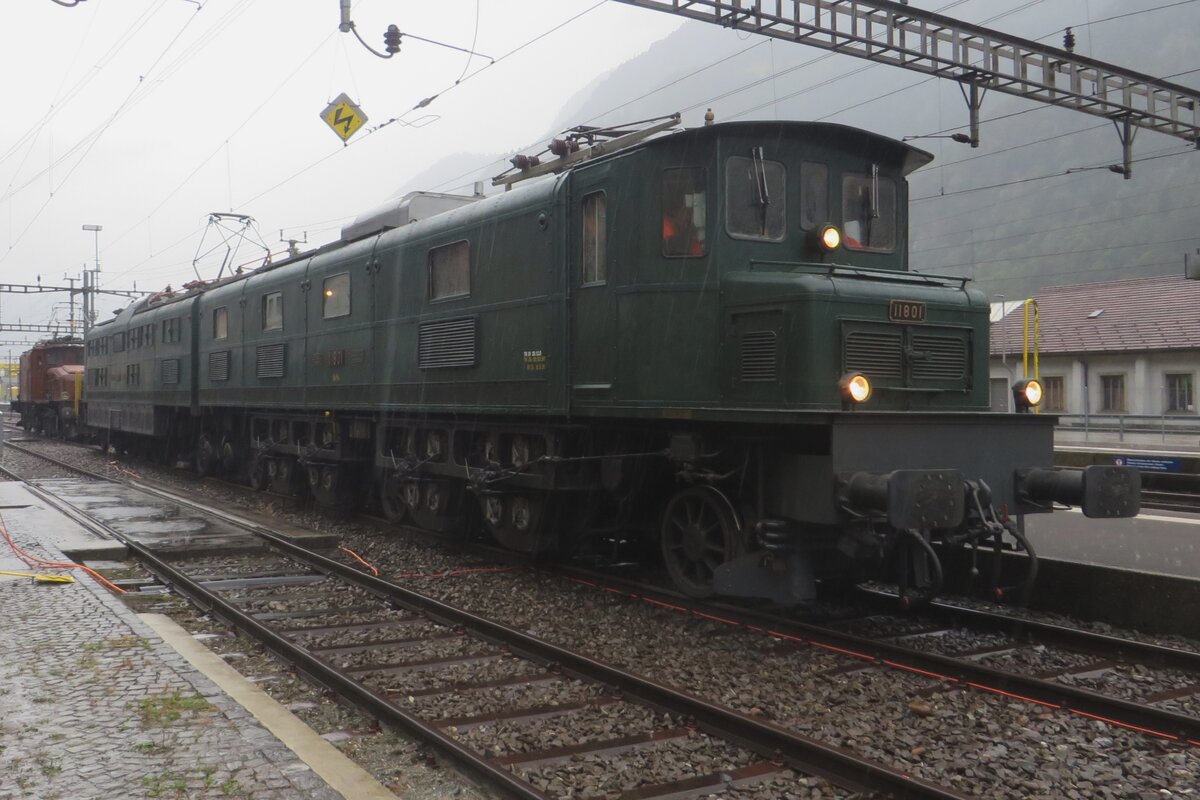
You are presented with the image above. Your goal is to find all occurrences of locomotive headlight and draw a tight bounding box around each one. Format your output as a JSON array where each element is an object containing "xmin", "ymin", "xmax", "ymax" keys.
[
  {"xmin": 1012, "ymin": 378, "xmax": 1043, "ymax": 411},
  {"xmin": 840, "ymin": 373, "xmax": 872, "ymax": 404},
  {"xmin": 819, "ymin": 224, "xmax": 842, "ymax": 251}
]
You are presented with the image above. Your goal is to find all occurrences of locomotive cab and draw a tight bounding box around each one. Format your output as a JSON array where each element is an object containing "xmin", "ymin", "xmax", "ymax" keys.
[{"xmin": 562, "ymin": 120, "xmax": 1138, "ymax": 604}]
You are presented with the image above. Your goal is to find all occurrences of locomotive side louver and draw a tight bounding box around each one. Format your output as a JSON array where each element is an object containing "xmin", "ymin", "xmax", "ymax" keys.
[
  {"xmin": 256, "ymin": 343, "xmax": 286, "ymax": 379},
  {"xmin": 844, "ymin": 331, "xmax": 903, "ymax": 379},
  {"xmin": 209, "ymin": 350, "xmax": 230, "ymax": 382},
  {"xmin": 161, "ymin": 359, "xmax": 180, "ymax": 385},
  {"xmin": 418, "ymin": 317, "xmax": 476, "ymax": 369},
  {"xmin": 910, "ymin": 334, "xmax": 967, "ymax": 380},
  {"xmin": 740, "ymin": 331, "xmax": 778, "ymax": 382}
]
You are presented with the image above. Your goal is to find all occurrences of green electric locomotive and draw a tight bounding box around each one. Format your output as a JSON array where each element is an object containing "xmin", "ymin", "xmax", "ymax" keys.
[{"xmin": 84, "ymin": 116, "xmax": 1139, "ymax": 603}]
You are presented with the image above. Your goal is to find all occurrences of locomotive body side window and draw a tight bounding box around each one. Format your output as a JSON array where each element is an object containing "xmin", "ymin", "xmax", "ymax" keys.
[
  {"xmin": 262, "ymin": 291, "xmax": 284, "ymax": 331},
  {"xmin": 581, "ymin": 192, "xmax": 607, "ymax": 285},
  {"xmin": 112, "ymin": 333, "xmax": 126, "ymax": 353},
  {"xmin": 428, "ymin": 242, "xmax": 470, "ymax": 300},
  {"xmin": 323, "ymin": 273, "xmax": 351, "ymax": 318},
  {"xmin": 213, "ymin": 307, "xmax": 229, "ymax": 340},
  {"xmin": 725, "ymin": 153, "xmax": 786, "ymax": 241},
  {"xmin": 800, "ymin": 161, "xmax": 829, "ymax": 231},
  {"xmin": 662, "ymin": 167, "xmax": 707, "ymax": 257},
  {"xmin": 841, "ymin": 171, "xmax": 897, "ymax": 252}
]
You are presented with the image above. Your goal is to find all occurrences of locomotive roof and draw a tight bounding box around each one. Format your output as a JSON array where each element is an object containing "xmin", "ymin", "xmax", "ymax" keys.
[{"xmin": 633, "ymin": 119, "xmax": 934, "ymax": 176}]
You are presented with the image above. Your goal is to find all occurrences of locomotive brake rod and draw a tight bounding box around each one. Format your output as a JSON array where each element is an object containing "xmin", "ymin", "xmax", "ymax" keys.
[{"xmin": 612, "ymin": 0, "xmax": 1200, "ymax": 164}]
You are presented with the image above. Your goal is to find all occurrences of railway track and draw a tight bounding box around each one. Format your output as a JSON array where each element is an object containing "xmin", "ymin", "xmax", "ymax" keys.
[
  {"xmin": 548, "ymin": 567, "xmax": 1200, "ymax": 748},
  {"xmin": 6, "ymin": 437, "xmax": 1200, "ymax": 796},
  {"xmin": 2, "ymin": 439, "xmax": 962, "ymax": 799}
]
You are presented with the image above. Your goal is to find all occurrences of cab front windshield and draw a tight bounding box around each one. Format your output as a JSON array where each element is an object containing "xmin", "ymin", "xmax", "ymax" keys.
[{"xmin": 842, "ymin": 172, "xmax": 897, "ymax": 252}]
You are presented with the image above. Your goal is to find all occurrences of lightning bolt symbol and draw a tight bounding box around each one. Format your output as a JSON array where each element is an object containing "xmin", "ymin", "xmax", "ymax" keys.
[{"xmin": 333, "ymin": 106, "xmax": 355, "ymax": 135}]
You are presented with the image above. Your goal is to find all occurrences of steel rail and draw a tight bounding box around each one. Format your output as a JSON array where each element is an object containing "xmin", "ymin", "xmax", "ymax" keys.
[
  {"xmin": 5, "ymin": 448, "xmax": 971, "ymax": 799},
  {"xmin": 552, "ymin": 567, "xmax": 1200, "ymax": 747},
  {"xmin": 7, "ymin": 477, "xmax": 552, "ymax": 800},
  {"xmin": 251, "ymin": 527, "xmax": 968, "ymax": 800},
  {"xmin": 854, "ymin": 586, "xmax": 1200, "ymax": 676}
]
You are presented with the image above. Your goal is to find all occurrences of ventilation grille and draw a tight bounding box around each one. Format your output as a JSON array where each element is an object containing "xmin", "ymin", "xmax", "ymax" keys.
[
  {"xmin": 844, "ymin": 331, "xmax": 903, "ymax": 379},
  {"xmin": 256, "ymin": 343, "xmax": 286, "ymax": 379},
  {"xmin": 209, "ymin": 350, "xmax": 230, "ymax": 382},
  {"xmin": 418, "ymin": 317, "xmax": 476, "ymax": 369},
  {"xmin": 740, "ymin": 331, "xmax": 777, "ymax": 382},
  {"xmin": 161, "ymin": 359, "xmax": 180, "ymax": 385},
  {"xmin": 910, "ymin": 334, "xmax": 967, "ymax": 380}
]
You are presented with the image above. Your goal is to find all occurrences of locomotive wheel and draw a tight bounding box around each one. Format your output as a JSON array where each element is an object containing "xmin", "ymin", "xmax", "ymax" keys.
[
  {"xmin": 661, "ymin": 485, "xmax": 741, "ymax": 599},
  {"xmin": 248, "ymin": 458, "xmax": 268, "ymax": 491},
  {"xmin": 195, "ymin": 433, "xmax": 219, "ymax": 477},
  {"xmin": 220, "ymin": 437, "xmax": 241, "ymax": 475},
  {"xmin": 379, "ymin": 471, "xmax": 408, "ymax": 523},
  {"xmin": 478, "ymin": 491, "xmax": 558, "ymax": 555}
]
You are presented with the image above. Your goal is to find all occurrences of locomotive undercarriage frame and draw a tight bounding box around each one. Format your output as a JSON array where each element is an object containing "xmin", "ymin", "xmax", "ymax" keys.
[{"xmin": 84, "ymin": 404, "xmax": 1137, "ymax": 607}]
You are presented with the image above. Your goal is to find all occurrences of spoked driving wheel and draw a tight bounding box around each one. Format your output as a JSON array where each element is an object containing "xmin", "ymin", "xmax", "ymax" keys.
[{"xmin": 660, "ymin": 485, "xmax": 741, "ymax": 598}]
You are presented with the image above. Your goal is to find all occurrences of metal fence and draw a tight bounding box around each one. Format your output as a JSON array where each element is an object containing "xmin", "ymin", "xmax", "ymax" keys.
[{"xmin": 1056, "ymin": 413, "xmax": 1200, "ymax": 446}]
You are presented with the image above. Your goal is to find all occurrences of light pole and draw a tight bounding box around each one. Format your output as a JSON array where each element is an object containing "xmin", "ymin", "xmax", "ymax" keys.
[{"xmin": 82, "ymin": 224, "xmax": 102, "ymax": 332}]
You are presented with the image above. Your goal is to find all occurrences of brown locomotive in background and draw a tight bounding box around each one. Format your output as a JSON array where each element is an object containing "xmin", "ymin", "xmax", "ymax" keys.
[{"xmin": 12, "ymin": 337, "xmax": 85, "ymax": 438}]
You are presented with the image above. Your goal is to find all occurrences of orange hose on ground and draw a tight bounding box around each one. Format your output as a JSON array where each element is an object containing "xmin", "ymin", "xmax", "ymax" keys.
[
  {"xmin": 0, "ymin": 513, "xmax": 125, "ymax": 594},
  {"xmin": 338, "ymin": 546, "xmax": 380, "ymax": 576}
]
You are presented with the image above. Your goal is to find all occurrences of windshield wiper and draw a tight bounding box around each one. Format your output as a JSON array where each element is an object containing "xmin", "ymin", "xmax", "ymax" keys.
[{"xmin": 752, "ymin": 146, "xmax": 770, "ymax": 235}]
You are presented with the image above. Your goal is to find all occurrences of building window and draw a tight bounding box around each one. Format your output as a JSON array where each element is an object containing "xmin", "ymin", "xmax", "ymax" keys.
[
  {"xmin": 662, "ymin": 167, "xmax": 707, "ymax": 257},
  {"xmin": 581, "ymin": 192, "xmax": 607, "ymax": 284},
  {"xmin": 1166, "ymin": 373, "xmax": 1194, "ymax": 413},
  {"xmin": 428, "ymin": 242, "xmax": 470, "ymax": 300},
  {"xmin": 213, "ymin": 307, "xmax": 228, "ymax": 340},
  {"xmin": 262, "ymin": 291, "xmax": 283, "ymax": 331},
  {"xmin": 1043, "ymin": 376, "xmax": 1065, "ymax": 412},
  {"xmin": 725, "ymin": 153, "xmax": 786, "ymax": 241},
  {"xmin": 1100, "ymin": 374, "xmax": 1125, "ymax": 412},
  {"xmin": 126, "ymin": 364, "xmax": 140, "ymax": 386},
  {"xmin": 323, "ymin": 273, "xmax": 351, "ymax": 318}
]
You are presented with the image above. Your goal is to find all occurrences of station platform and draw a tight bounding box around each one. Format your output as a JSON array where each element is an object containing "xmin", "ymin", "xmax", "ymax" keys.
[{"xmin": 0, "ymin": 480, "xmax": 394, "ymax": 800}]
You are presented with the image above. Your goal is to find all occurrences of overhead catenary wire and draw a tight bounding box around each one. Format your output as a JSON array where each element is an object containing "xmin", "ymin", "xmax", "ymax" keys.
[{"xmin": 0, "ymin": 1, "xmax": 213, "ymax": 266}]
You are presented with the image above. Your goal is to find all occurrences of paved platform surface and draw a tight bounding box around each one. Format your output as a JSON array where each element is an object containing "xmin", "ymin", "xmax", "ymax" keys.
[{"xmin": 0, "ymin": 484, "xmax": 352, "ymax": 800}]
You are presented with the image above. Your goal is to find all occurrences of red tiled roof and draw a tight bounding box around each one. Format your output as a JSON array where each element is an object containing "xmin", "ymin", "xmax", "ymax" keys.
[{"xmin": 990, "ymin": 273, "xmax": 1200, "ymax": 356}]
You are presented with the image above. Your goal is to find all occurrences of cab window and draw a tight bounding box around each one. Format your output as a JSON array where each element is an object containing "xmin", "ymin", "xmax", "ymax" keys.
[
  {"xmin": 842, "ymin": 171, "xmax": 897, "ymax": 252},
  {"xmin": 800, "ymin": 161, "xmax": 828, "ymax": 231},
  {"xmin": 725, "ymin": 152, "xmax": 785, "ymax": 241},
  {"xmin": 323, "ymin": 273, "xmax": 351, "ymax": 318},
  {"xmin": 581, "ymin": 192, "xmax": 607, "ymax": 284},
  {"xmin": 662, "ymin": 168, "xmax": 706, "ymax": 257}
]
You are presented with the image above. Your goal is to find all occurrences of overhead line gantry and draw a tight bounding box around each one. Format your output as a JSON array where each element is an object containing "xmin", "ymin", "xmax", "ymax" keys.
[{"xmin": 613, "ymin": 0, "xmax": 1200, "ymax": 177}]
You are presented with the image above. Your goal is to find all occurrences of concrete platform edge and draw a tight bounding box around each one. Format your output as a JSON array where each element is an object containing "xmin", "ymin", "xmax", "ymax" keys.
[{"xmin": 138, "ymin": 612, "xmax": 396, "ymax": 800}]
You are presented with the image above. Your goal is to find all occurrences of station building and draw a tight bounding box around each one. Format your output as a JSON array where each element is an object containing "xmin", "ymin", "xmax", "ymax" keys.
[{"xmin": 989, "ymin": 274, "xmax": 1200, "ymax": 444}]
